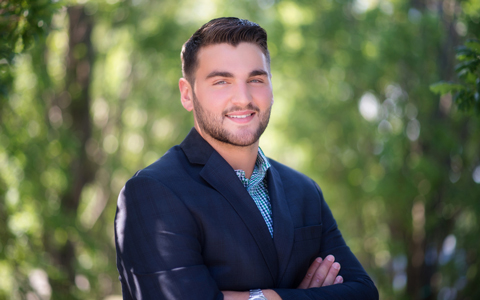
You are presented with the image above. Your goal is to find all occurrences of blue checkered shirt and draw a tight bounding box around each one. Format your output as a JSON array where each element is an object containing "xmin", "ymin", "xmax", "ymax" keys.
[{"xmin": 234, "ymin": 148, "xmax": 273, "ymax": 237}]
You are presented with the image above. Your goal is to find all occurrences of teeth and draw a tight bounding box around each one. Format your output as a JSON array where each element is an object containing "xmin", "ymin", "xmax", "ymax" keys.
[{"xmin": 228, "ymin": 113, "xmax": 252, "ymax": 119}]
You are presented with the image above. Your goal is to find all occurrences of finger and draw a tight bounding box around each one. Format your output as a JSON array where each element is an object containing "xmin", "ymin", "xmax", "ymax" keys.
[
  {"xmin": 322, "ymin": 262, "xmax": 341, "ymax": 286},
  {"xmin": 334, "ymin": 275, "xmax": 343, "ymax": 284},
  {"xmin": 297, "ymin": 257, "xmax": 322, "ymax": 289},
  {"xmin": 309, "ymin": 255, "xmax": 335, "ymax": 288}
]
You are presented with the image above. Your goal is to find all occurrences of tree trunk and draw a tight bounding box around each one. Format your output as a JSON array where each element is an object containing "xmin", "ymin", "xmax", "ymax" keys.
[
  {"xmin": 49, "ymin": 5, "xmax": 95, "ymax": 298},
  {"xmin": 405, "ymin": 0, "xmax": 461, "ymax": 299}
]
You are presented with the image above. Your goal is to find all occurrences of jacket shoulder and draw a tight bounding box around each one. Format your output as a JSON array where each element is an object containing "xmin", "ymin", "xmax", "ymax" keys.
[
  {"xmin": 132, "ymin": 145, "xmax": 190, "ymax": 182},
  {"xmin": 268, "ymin": 158, "xmax": 319, "ymax": 190}
]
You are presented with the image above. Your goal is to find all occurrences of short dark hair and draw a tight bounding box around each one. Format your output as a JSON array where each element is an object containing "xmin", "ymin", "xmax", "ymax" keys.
[{"xmin": 181, "ymin": 17, "xmax": 270, "ymax": 85}]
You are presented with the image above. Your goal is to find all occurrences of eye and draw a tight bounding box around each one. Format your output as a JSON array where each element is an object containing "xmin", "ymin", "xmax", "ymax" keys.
[
  {"xmin": 249, "ymin": 78, "xmax": 263, "ymax": 83},
  {"xmin": 214, "ymin": 80, "xmax": 227, "ymax": 85}
]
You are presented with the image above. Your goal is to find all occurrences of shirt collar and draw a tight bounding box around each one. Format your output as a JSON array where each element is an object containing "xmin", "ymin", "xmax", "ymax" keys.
[
  {"xmin": 235, "ymin": 147, "xmax": 270, "ymax": 189},
  {"xmin": 255, "ymin": 147, "xmax": 271, "ymax": 176}
]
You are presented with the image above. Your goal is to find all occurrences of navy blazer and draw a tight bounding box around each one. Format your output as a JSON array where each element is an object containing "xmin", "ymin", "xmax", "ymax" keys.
[{"xmin": 115, "ymin": 128, "xmax": 378, "ymax": 299}]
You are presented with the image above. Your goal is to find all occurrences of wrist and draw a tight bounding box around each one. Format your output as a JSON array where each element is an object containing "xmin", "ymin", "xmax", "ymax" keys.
[
  {"xmin": 262, "ymin": 290, "xmax": 282, "ymax": 300},
  {"xmin": 249, "ymin": 289, "xmax": 266, "ymax": 300}
]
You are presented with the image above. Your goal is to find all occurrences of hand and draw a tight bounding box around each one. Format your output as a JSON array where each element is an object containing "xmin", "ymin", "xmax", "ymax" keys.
[{"xmin": 297, "ymin": 255, "xmax": 343, "ymax": 289}]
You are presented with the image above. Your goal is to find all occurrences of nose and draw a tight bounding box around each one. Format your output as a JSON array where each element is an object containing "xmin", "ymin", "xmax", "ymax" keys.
[{"xmin": 231, "ymin": 82, "xmax": 252, "ymax": 106}]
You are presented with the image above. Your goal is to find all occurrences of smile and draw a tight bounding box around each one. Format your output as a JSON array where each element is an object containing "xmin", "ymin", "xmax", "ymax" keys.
[{"xmin": 227, "ymin": 113, "xmax": 254, "ymax": 119}]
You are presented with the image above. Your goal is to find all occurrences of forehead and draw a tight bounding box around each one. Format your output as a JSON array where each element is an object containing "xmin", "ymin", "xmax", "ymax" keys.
[{"xmin": 195, "ymin": 42, "xmax": 269, "ymax": 77}]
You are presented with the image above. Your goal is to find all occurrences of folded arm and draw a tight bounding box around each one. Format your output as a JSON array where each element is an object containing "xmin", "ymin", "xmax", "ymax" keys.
[
  {"xmin": 271, "ymin": 183, "xmax": 378, "ymax": 300},
  {"xmin": 223, "ymin": 255, "xmax": 343, "ymax": 300},
  {"xmin": 223, "ymin": 182, "xmax": 378, "ymax": 300}
]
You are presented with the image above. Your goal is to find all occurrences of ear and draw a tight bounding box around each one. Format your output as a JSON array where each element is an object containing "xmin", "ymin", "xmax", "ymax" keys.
[{"xmin": 179, "ymin": 78, "xmax": 194, "ymax": 112}]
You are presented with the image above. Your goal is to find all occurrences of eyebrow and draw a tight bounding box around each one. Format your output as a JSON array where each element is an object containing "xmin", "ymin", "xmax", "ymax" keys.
[
  {"xmin": 205, "ymin": 69, "xmax": 269, "ymax": 80},
  {"xmin": 205, "ymin": 71, "xmax": 233, "ymax": 79},
  {"xmin": 249, "ymin": 69, "xmax": 269, "ymax": 77}
]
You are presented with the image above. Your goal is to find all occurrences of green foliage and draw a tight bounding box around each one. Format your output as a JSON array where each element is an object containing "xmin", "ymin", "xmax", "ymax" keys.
[
  {"xmin": 430, "ymin": 39, "xmax": 480, "ymax": 115},
  {"xmin": 0, "ymin": 0, "xmax": 61, "ymax": 58},
  {"xmin": 430, "ymin": 82, "xmax": 465, "ymax": 94},
  {"xmin": 1, "ymin": 0, "xmax": 480, "ymax": 299},
  {"xmin": 0, "ymin": 0, "xmax": 62, "ymax": 103}
]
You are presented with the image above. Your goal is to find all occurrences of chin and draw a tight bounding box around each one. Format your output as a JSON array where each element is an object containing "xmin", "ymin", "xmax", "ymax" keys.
[{"xmin": 220, "ymin": 128, "xmax": 263, "ymax": 147}]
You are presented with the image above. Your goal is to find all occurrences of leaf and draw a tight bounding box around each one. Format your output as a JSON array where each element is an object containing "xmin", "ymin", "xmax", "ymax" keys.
[
  {"xmin": 456, "ymin": 46, "xmax": 478, "ymax": 59},
  {"xmin": 456, "ymin": 67, "xmax": 473, "ymax": 79},
  {"xmin": 465, "ymin": 39, "xmax": 480, "ymax": 53},
  {"xmin": 454, "ymin": 90, "xmax": 474, "ymax": 111},
  {"xmin": 466, "ymin": 72, "xmax": 478, "ymax": 84},
  {"xmin": 429, "ymin": 81, "xmax": 465, "ymax": 95},
  {"xmin": 455, "ymin": 59, "xmax": 480, "ymax": 73}
]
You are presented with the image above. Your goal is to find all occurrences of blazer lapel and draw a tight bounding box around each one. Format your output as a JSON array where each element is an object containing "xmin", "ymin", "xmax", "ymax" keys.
[
  {"xmin": 268, "ymin": 166, "xmax": 294, "ymax": 286},
  {"xmin": 199, "ymin": 152, "xmax": 279, "ymax": 283},
  {"xmin": 181, "ymin": 128, "xmax": 279, "ymax": 284}
]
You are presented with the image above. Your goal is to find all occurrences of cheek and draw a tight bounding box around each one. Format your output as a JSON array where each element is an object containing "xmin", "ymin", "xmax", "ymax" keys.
[
  {"xmin": 212, "ymin": 88, "xmax": 232, "ymax": 101},
  {"xmin": 197, "ymin": 88, "xmax": 230, "ymax": 108},
  {"xmin": 209, "ymin": 90, "xmax": 233, "ymax": 113},
  {"xmin": 254, "ymin": 88, "xmax": 274, "ymax": 107}
]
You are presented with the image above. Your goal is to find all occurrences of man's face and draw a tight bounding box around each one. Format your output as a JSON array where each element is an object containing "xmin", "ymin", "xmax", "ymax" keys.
[{"xmin": 188, "ymin": 42, "xmax": 273, "ymax": 147}]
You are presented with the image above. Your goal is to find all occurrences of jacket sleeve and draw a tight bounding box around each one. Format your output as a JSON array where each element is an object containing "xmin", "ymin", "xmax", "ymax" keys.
[
  {"xmin": 273, "ymin": 182, "xmax": 379, "ymax": 300},
  {"xmin": 114, "ymin": 175, "xmax": 223, "ymax": 300}
]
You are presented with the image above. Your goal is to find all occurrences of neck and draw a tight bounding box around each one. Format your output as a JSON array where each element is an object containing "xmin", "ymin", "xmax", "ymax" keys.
[{"xmin": 199, "ymin": 131, "xmax": 259, "ymax": 179}]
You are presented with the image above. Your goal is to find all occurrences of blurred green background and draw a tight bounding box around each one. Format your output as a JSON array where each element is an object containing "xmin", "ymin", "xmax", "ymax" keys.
[{"xmin": 1, "ymin": 0, "xmax": 480, "ymax": 299}]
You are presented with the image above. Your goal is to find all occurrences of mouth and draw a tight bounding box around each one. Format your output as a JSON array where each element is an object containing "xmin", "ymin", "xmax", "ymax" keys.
[
  {"xmin": 225, "ymin": 110, "xmax": 257, "ymax": 123},
  {"xmin": 226, "ymin": 112, "xmax": 255, "ymax": 119}
]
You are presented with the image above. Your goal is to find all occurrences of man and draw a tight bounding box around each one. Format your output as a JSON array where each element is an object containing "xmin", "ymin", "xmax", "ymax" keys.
[{"xmin": 115, "ymin": 17, "xmax": 378, "ymax": 300}]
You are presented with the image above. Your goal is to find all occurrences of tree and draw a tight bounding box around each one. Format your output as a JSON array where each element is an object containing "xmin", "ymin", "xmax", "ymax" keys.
[
  {"xmin": 430, "ymin": 39, "xmax": 480, "ymax": 115},
  {"xmin": 1, "ymin": 0, "xmax": 479, "ymax": 299},
  {"xmin": 0, "ymin": 0, "xmax": 61, "ymax": 98}
]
